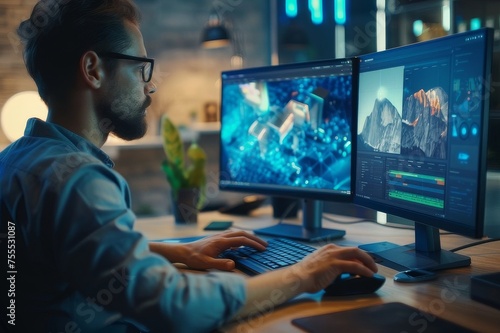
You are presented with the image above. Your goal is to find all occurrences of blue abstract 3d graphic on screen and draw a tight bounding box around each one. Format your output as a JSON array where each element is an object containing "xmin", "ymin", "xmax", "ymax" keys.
[
  {"xmin": 220, "ymin": 72, "xmax": 352, "ymax": 193},
  {"xmin": 219, "ymin": 59, "xmax": 356, "ymax": 241}
]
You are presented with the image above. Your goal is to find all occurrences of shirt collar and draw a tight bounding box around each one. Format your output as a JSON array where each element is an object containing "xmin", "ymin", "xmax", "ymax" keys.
[{"xmin": 24, "ymin": 118, "xmax": 115, "ymax": 168}]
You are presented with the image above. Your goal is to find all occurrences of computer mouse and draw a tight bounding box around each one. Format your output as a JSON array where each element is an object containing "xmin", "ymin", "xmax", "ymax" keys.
[{"xmin": 323, "ymin": 273, "xmax": 386, "ymax": 296}]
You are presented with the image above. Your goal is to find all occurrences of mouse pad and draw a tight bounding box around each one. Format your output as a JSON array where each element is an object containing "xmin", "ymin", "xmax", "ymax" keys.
[{"xmin": 291, "ymin": 302, "xmax": 474, "ymax": 333}]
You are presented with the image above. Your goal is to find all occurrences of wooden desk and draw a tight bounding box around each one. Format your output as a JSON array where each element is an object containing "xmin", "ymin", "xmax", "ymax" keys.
[{"xmin": 134, "ymin": 207, "xmax": 500, "ymax": 333}]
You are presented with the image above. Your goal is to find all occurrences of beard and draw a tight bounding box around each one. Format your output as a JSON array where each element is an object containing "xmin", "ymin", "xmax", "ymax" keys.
[{"xmin": 100, "ymin": 93, "xmax": 151, "ymax": 141}]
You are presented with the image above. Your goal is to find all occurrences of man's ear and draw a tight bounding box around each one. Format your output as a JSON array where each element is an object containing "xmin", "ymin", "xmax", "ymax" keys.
[{"xmin": 80, "ymin": 51, "xmax": 104, "ymax": 89}]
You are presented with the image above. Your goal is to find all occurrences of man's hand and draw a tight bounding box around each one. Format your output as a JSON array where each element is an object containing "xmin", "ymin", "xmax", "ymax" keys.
[
  {"xmin": 293, "ymin": 244, "xmax": 378, "ymax": 293},
  {"xmin": 235, "ymin": 244, "xmax": 378, "ymax": 318},
  {"xmin": 183, "ymin": 231, "xmax": 267, "ymax": 271},
  {"xmin": 150, "ymin": 231, "xmax": 267, "ymax": 271}
]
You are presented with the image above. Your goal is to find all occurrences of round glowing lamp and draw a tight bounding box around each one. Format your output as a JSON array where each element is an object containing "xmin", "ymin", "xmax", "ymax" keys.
[{"xmin": 1, "ymin": 91, "xmax": 48, "ymax": 142}]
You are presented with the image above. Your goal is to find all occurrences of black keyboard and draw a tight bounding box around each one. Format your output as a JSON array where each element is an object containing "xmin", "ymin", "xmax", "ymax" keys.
[{"xmin": 219, "ymin": 238, "xmax": 316, "ymax": 275}]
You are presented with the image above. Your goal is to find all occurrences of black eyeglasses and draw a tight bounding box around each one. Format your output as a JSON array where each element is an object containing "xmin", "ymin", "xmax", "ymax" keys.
[{"xmin": 99, "ymin": 52, "xmax": 154, "ymax": 82}]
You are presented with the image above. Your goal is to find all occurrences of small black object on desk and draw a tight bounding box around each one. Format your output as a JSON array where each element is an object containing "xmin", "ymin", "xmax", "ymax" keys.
[
  {"xmin": 323, "ymin": 273, "xmax": 386, "ymax": 296},
  {"xmin": 393, "ymin": 269, "xmax": 437, "ymax": 283},
  {"xmin": 470, "ymin": 272, "xmax": 500, "ymax": 310}
]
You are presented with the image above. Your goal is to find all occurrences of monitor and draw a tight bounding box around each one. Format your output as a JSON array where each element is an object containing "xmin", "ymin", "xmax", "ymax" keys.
[
  {"xmin": 219, "ymin": 58, "xmax": 358, "ymax": 242},
  {"xmin": 355, "ymin": 28, "xmax": 493, "ymax": 271}
]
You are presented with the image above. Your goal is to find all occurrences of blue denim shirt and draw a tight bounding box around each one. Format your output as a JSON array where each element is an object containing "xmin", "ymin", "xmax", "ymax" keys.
[{"xmin": 0, "ymin": 118, "xmax": 246, "ymax": 333}]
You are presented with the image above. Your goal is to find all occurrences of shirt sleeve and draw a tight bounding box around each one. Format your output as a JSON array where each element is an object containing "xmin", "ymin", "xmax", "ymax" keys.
[{"xmin": 51, "ymin": 163, "xmax": 247, "ymax": 333}]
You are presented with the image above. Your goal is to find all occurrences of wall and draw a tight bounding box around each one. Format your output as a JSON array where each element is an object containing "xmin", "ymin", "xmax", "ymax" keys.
[
  {"xmin": 0, "ymin": 0, "xmax": 38, "ymax": 143},
  {"xmin": 0, "ymin": 0, "xmax": 270, "ymax": 216},
  {"xmin": 132, "ymin": 0, "xmax": 270, "ymax": 215},
  {"xmin": 136, "ymin": 0, "xmax": 271, "ymax": 131},
  {"xmin": 0, "ymin": 0, "xmax": 270, "ymax": 142}
]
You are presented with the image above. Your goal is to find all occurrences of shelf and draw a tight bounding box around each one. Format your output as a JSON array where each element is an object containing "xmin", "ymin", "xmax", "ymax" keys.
[
  {"xmin": 104, "ymin": 122, "xmax": 220, "ymax": 148},
  {"xmin": 0, "ymin": 123, "xmax": 221, "ymax": 157},
  {"xmin": 102, "ymin": 122, "xmax": 220, "ymax": 157}
]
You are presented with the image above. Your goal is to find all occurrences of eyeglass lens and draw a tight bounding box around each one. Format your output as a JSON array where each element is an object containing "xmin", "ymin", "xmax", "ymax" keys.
[{"xmin": 143, "ymin": 62, "xmax": 153, "ymax": 82}]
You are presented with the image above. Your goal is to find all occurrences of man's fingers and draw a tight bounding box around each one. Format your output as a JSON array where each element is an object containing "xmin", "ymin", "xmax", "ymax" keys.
[
  {"xmin": 193, "ymin": 257, "xmax": 235, "ymax": 271},
  {"xmin": 218, "ymin": 236, "xmax": 267, "ymax": 251},
  {"xmin": 218, "ymin": 230, "xmax": 268, "ymax": 247},
  {"xmin": 334, "ymin": 260, "xmax": 378, "ymax": 278},
  {"xmin": 321, "ymin": 245, "xmax": 378, "ymax": 273}
]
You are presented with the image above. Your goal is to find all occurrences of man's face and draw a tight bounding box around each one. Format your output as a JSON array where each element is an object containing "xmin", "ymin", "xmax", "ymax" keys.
[{"xmin": 98, "ymin": 21, "xmax": 155, "ymax": 141}]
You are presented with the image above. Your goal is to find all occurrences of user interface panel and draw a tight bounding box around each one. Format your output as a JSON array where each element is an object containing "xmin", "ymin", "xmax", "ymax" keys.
[{"xmin": 355, "ymin": 28, "xmax": 492, "ymax": 236}]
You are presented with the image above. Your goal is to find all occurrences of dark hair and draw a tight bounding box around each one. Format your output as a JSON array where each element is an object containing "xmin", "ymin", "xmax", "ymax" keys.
[{"xmin": 17, "ymin": 0, "xmax": 141, "ymax": 105}]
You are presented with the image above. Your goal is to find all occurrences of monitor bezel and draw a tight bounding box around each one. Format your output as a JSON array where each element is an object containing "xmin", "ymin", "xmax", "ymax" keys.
[
  {"xmin": 354, "ymin": 28, "xmax": 493, "ymax": 239},
  {"xmin": 218, "ymin": 57, "xmax": 359, "ymax": 204}
]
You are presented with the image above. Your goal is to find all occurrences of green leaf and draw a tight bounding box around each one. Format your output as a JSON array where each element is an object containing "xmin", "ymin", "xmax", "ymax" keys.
[
  {"xmin": 160, "ymin": 115, "xmax": 207, "ymax": 208},
  {"xmin": 161, "ymin": 114, "xmax": 184, "ymax": 169}
]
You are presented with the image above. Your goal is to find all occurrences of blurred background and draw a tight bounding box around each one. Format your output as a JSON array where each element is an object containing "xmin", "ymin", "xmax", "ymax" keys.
[{"xmin": 1, "ymin": 0, "xmax": 499, "ymax": 216}]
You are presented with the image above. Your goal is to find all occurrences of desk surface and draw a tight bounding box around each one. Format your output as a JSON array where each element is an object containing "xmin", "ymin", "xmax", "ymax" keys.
[{"xmin": 134, "ymin": 207, "xmax": 500, "ymax": 333}]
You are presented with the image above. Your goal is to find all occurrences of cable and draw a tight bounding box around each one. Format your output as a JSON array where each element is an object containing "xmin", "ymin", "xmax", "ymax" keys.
[
  {"xmin": 234, "ymin": 204, "xmax": 452, "ymax": 235},
  {"xmin": 230, "ymin": 201, "xmax": 299, "ymax": 231},
  {"xmin": 321, "ymin": 214, "xmax": 368, "ymax": 224},
  {"xmin": 278, "ymin": 200, "xmax": 300, "ymax": 224},
  {"xmin": 322, "ymin": 214, "xmax": 463, "ymax": 235},
  {"xmin": 322, "ymin": 214, "xmax": 416, "ymax": 230},
  {"xmin": 449, "ymin": 238, "xmax": 500, "ymax": 252}
]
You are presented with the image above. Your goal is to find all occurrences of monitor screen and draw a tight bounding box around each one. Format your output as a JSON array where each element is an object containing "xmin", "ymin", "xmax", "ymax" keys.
[
  {"xmin": 219, "ymin": 58, "xmax": 358, "ymax": 242},
  {"xmin": 355, "ymin": 28, "xmax": 493, "ymax": 271}
]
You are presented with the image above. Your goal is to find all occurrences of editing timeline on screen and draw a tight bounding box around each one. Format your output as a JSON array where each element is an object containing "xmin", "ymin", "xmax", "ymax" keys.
[
  {"xmin": 355, "ymin": 28, "xmax": 493, "ymax": 270},
  {"xmin": 218, "ymin": 28, "xmax": 493, "ymax": 263}
]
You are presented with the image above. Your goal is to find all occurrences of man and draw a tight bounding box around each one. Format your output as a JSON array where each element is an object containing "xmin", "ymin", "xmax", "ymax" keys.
[{"xmin": 0, "ymin": 1, "xmax": 378, "ymax": 332}]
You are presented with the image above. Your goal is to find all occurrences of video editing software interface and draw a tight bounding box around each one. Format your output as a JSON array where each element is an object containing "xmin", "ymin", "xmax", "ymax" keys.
[
  {"xmin": 219, "ymin": 59, "xmax": 355, "ymax": 201},
  {"xmin": 355, "ymin": 28, "xmax": 492, "ymax": 238}
]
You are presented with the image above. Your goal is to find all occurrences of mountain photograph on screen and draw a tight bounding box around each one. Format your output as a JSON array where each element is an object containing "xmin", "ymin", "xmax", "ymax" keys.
[
  {"xmin": 358, "ymin": 63, "xmax": 450, "ymax": 159},
  {"xmin": 220, "ymin": 75, "xmax": 353, "ymax": 192},
  {"xmin": 401, "ymin": 87, "xmax": 448, "ymax": 158}
]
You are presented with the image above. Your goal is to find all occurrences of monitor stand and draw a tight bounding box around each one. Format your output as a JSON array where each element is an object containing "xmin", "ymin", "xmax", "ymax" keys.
[
  {"xmin": 359, "ymin": 222, "xmax": 471, "ymax": 271},
  {"xmin": 253, "ymin": 199, "xmax": 346, "ymax": 243}
]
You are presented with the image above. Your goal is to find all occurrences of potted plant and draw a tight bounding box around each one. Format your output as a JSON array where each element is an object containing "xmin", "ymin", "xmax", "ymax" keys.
[{"xmin": 160, "ymin": 114, "xmax": 207, "ymax": 223}]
